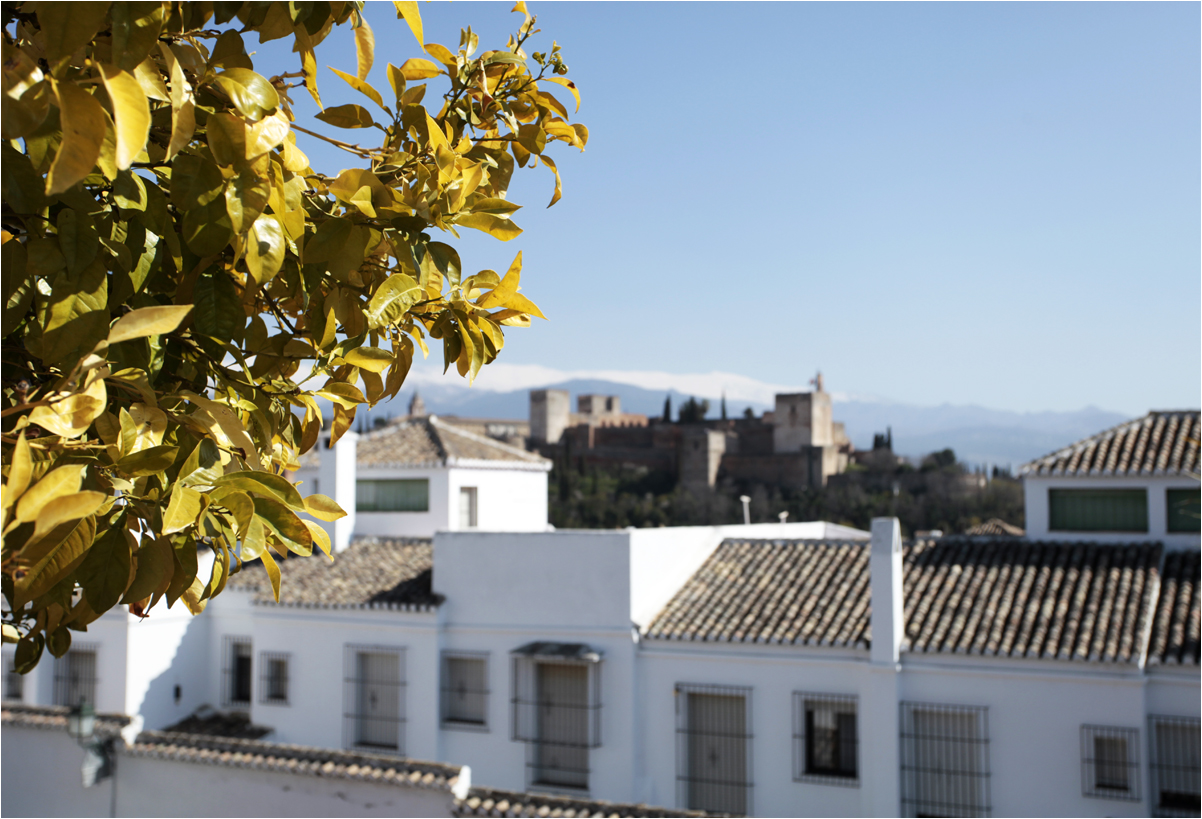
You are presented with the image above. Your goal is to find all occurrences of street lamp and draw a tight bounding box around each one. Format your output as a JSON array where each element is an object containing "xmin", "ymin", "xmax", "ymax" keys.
[
  {"xmin": 66, "ymin": 701, "xmax": 114, "ymax": 792},
  {"xmin": 66, "ymin": 701, "xmax": 96, "ymax": 743}
]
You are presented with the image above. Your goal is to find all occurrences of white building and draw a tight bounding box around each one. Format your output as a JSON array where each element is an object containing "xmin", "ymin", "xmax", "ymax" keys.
[
  {"xmin": 1020, "ymin": 410, "xmax": 1200, "ymax": 550},
  {"xmin": 293, "ymin": 414, "xmax": 553, "ymax": 549}
]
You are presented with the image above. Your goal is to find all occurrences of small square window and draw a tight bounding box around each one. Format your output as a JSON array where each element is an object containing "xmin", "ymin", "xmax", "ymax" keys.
[
  {"xmin": 794, "ymin": 693, "xmax": 858, "ymax": 785},
  {"xmin": 1167, "ymin": 489, "xmax": 1200, "ymax": 533},
  {"xmin": 440, "ymin": 652, "xmax": 488, "ymax": 729},
  {"xmin": 1082, "ymin": 725, "xmax": 1140, "ymax": 801},
  {"xmin": 259, "ymin": 652, "xmax": 290, "ymax": 705}
]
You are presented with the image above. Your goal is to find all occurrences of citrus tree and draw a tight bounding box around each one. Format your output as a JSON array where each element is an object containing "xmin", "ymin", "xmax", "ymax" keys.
[{"xmin": 1, "ymin": 0, "xmax": 586, "ymax": 670}]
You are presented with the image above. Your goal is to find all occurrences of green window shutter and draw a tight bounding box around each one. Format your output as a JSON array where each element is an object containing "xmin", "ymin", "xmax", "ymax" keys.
[
  {"xmin": 356, "ymin": 479, "xmax": 430, "ymax": 512},
  {"xmin": 1048, "ymin": 489, "xmax": 1148, "ymax": 532},
  {"xmin": 1167, "ymin": 488, "xmax": 1201, "ymax": 533}
]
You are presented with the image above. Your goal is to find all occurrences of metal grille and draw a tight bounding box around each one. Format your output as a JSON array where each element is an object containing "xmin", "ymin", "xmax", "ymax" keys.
[
  {"xmin": 259, "ymin": 651, "xmax": 290, "ymax": 705},
  {"xmin": 900, "ymin": 702, "xmax": 990, "ymax": 818},
  {"xmin": 441, "ymin": 651, "xmax": 489, "ymax": 730},
  {"xmin": 222, "ymin": 636, "xmax": 252, "ymax": 708},
  {"xmin": 512, "ymin": 657, "xmax": 601, "ymax": 792},
  {"xmin": 676, "ymin": 684, "xmax": 753, "ymax": 817},
  {"xmin": 1149, "ymin": 715, "xmax": 1201, "ymax": 817},
  {"xmin": 53, "ymin": 645, "xmax": 98, "ymax": 707},
  {"xmin": 793, "ymin": 692, "xmax": 858, "ymax": 786},
  {"xmin": 4, "ymin": 654, "xmax": 23, "ymax": 701},
  {"xmin": 343, "ymin": 645, "xmax": 405, "ymax": 754},
  {"xmin": 1081, "ymin": 725, "xmax": 1140, "ymax": 801}
]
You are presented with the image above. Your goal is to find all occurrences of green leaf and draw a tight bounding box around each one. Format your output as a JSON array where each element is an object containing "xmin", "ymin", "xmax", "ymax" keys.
[
  {"xmin": 46, "ymin": 627, "xmax": 72, "ymax": 658},
  {"xmin": 37, "ymin": 1, "xmax": 112, "ymax": 61},
  {"xmin": 245, "ymin": 215, "xmax": 285, "ymax": 287},
  {"xmin": 115, "ymin": 444, "xmax": 179, "ymax": 477},
  {"xmin": 110, "ymin": 2, "xmax": 167, "ymax": 70},
  {"xmin": 211, "ymin": 68, "xmax": 279, "ymax": 121},
  {"xmin": 56, "ymin": 208, "xmax": 99, "ymax": 275},
  {"xmin": 193, "ymin": 271, "xmax": 243, "ymax": 342},
  {"xmin": 14, "ymin": 635, "xmax": 44, "ymax": 674},
  {"xmin": 344, "ymin": 346, "xmax": 393, "ymax": 372},
  {"xmin": 314, "ymin": 103, "xmax": 376, "ymax": 129},
  {"xmin": 329, "ymin": 66, "xmax": 385, "ymax": 111},
  {"xmin": 163, "ymin": 485, "xmax": 204, "ymax": 534},
  {"xmin": 77, "ymin": 516, "xmax": 134, "ymax": 614},
  {"xmin": 16, "ymin": 466, "xmax": 84, "ymax": 524},
  {"xmin": 14, "ymin": 515, "xmax": 96, "ymax": 609},
  {"xmin": 317, "ymin": 380, "xmax": 367, "ymax": 406},
  {"xmin": 212, "ymin": 471, "xmax": 306, "ymax": 511},
  {"xmin": 253, "ymin": 495, "xmax": 312, "ymax": 554},
  {"xmin": 121, "ymin": 535, "xmax": 174, "ymax": 604},
  {"xmin": 398, "ymin": 57, "xmax": 440, "ymax": 80},
  {"xmin": 302, "ymin": 217, "xmax": 352, "ymax": 264},
  {"xmin": 99, "ymin": 64, "xmax": 151, "ymax": 170},
  {"xmin": 46, "ymin": 80, "xmax": 106, "ymax": 195},
  {"xmin": 30, "ymin": 491, "xmax": 106, "ymax": 544},
  {"xmin": 108, "ymin": 305, "xmax": 193, "ymax": 344},
  {"xmin": 302, "ymin": 493, "xmax": 347, "ymax": 522},
  {"xmin": 456, "ymin": 212, "xmax": 523, "ymax": 241},
  {"xmin": 354, "ymin": 16, "xmax": 375, "ymax": 79},
  {"xmin": 226, "ymin": 167, "xmax": 270, "ymax": 234},
  {"xmin": 179, "ymin": 438, "xmax": 224, "ymax": 486},
  {"xmin": 259, "ymin": 547, "xmax": 282, "ymax": 600},
  {"xmin": 365, "ymin": 272, "xmax": 421, "ymax": 329}
]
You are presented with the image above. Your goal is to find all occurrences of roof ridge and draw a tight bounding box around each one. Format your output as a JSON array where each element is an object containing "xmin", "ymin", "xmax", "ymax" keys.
[{"xmin": 429, "ymin": 416, "xmax": 545, "ymax": 461}]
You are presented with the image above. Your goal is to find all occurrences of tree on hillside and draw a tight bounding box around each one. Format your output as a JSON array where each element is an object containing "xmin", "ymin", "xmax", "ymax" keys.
[
  {"xmin": 678, "ymin": 396, "xmax": 709, "ymax": 424},
  {"xmin": 1, "ymin": 0, "xmax": 587, "ymax": 670}
]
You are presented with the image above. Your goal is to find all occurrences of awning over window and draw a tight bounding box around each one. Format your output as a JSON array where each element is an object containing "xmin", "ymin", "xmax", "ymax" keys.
[{"xmin": 511, "ymin": 642, "xmax": 602, "ymax": 663}]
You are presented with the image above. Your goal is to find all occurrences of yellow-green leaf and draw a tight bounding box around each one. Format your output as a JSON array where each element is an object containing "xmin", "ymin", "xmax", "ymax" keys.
[
  {"xmin": 354, "ymin": 16, "xmax": 375, "ymax": 80},
  {"xmin": 253, "ymin": 496, "xmax": 312, "ymax": 554},
  {"xmin": 302, "ymin": 493, "xmax": 346, "ymax": 522},
  {"xmin": 317, "ymin": 381, "xmax": 367, "ymax": 407},
  {"xmin": 115, "ymin": 444, "xmax": 178, "ymax": 477},
  {"xmin": 392, "ymin": 1, "xmax": 424, "ymax": 46},
  {"xmin": 246, "ymin": 215, "xmax": 285, "ymax": 286},
  {"xmin": 15, "ymin": 466, "xmax": 84, "ymax": 524},
  {"xmin": 477, "ymin": 251, "xmax": 522, "ymax": 308},
  {"xmin": 344, "ymin": 346, "xmax": 393, "ymax": 373},
  {"xmin": 456, "ymin": 212, "xmax": 523, "ymax": 241},
  {"xmin": 163, "ymin": 485, "xmax": 204, "ymax": 534},
  {"xmin": 30, "ymin": 491, "xmax": 106, "ymax": 545},
  {"xmin": 328, "ymin": 66, "xmax": 385, "ymax": 111},
  {"xmin": 99, "ymin": 64, "xmax": 151, "ymax": 170},
  {"xmin": 304, "ymin": 519, "xmax": 333, "ymax": 559},
  {"xmin": 259, "ymin": 546, "xmax": 281, "ymax": 600},
  {"xmin": 364, "ymin": 272, "xmax": 421, "ymax": 329},
  {"xmin": 108, "ymin": 305, "xmax": 193, "ymax": 344},
  {"xmin": 37, "ymin": 1, "xmax": 112, "ymax": 62},
  {"xmin": 212, "ymin": 471, "xmax": 305, "ymax": 511},
  {"xmin": 399, "ymin": 58, "xmax": 441, "ymax": 81},
  {"xmin": 315, "ymin": 103, "xmax": 376, "ymax": 129},
  {"xmin": 543, "ymin": 76, "xmax": 581, "ymax": 113},
  {"xmin": 46, "ymin": 80, "xmax": 106, "ymax": 195}
]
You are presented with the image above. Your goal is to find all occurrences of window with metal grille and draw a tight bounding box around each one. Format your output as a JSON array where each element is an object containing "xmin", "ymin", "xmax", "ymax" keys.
[
  {"xmin": 1048, "ymin": 489, "xmax": 1148, "ymax": 532},
  {"xmin": 53, "ymin": 646, "xmax": 98, "ymax": 707},
  {"xmin": 1149, "ymin": 715, "xmax": 1201, "ymax": 816},
  {"xmin": 1166, "ymin": 489, "xmax": 1201, "ymax": 533},
  {"xmin": 222, "ymin": 636, "xmax": 252, "ymax": 708},
  {"xmin": 1081, "ymin": 725, "xmax": 1140, "ymax": 800},
  {"xmin": 441, "ymin": 652, "xmax": 488, "ymax": 729},
  {"xmin": 900, "ymin": 702, "xmax": 990, "ymax": 818},
  {"xmin": 356, "ymin": 479, "xmax": 429, "ymax": 512},
  {"xmin": 4, "ymin": 653, "xmax": 24, "ymax": 701},
  {"xmin": 512, "ymin": 650, "xmax": 601, "ymax": 792},
  {"xmin": 676, "ymin": 684, "xmax": 753, "ymax": 817},
  {"xmin": 459, "ymin": 487, "xmax": 478, "ymax": 529},
  {"xmin": 259, "ymin": 652, "xmax": 290, "ymax": 705},
  {"xmin": 343, "ymin": 645, "xmax": 405, "ymax": 754},
  {"xmin": 793, "ymin": 692, "xmax": 857, "ymax": 785}
]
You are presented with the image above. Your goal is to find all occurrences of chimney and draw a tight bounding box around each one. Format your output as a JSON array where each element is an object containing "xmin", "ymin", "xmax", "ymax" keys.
[
  {"xmin": 870, "ymin": 517, "xmax": 904, "ymax": 664},
  {"xmin": 317, "ymin": 430, "xmax": 358, "ymax": 552}
]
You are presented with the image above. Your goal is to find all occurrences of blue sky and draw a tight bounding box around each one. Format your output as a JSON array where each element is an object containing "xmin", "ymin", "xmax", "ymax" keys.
[{"xmin": 262, "ymin": 1, "xmax": 1200, "ymax": 416}]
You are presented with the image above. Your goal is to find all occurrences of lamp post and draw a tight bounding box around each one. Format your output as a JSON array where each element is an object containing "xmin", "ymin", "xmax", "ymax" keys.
[
  {"xmin": 739, "ymin": 495, "xmax": 751, "ymax": 526},
  {"xmin": 66, "ymin": 701, "xmax": 115, "ymax": 807}
]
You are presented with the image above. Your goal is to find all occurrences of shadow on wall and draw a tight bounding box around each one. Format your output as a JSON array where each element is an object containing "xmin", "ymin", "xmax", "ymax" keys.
[{"xmin": 136, "ymin": 608, "xmax": 215, "ymax": 731}]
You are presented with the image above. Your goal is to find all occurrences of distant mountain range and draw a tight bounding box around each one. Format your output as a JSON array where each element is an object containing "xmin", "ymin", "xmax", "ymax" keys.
[{"xmin": 346, "ymin": 364, "xmax": 1131, "ymax": 470}]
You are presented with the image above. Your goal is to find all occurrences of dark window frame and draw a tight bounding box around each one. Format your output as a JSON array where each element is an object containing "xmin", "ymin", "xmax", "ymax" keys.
[
  {"xmin": 1166, "ymin": 488, "xmax": 1201, "ymax": 533},
  {"xmin": 53, "ymin": 645, "xmax": 98, "ymax": 708},
  {"xmin": 440, "ymin": 651, "xmax": 489, "ymax": 731},
  {"xmin": 792, "ymin": 692, "xmax": 858, "ymax": 786},
  {"xmin": 258, "ymin": 651, "xmax": 290, "ymax": 706},
  {"xmin": 222, "ymin": 636, "xmax": 253, "ymax": 708},
  {"xmin": 1048, "ymin": 488, "xmax": 1148, "ymax": 533},
  {"xmin": 1149, "ymin": 715, "xmax": 1201, "ymax": 817},
  {"xmin": 342, "ymin": 644, "xmax": 406, "ymax": 755},
  {"xmin": 511, "ymin": 656, "xmax": 601, "ymax": 793},
  {"xmin": 675, "ymin": 683, "xmax": 753, "ymax": 817},
  {"xmin": 900, "ymin": 701, "xmax": 991, "ymax": 818},
  {"xmin": 355, "ymin": 478, "xmax": 430, "ymax": 512},
  {"xmin": 1081, "ymin": 724, "xmax": 1140, "ymax": 801}
]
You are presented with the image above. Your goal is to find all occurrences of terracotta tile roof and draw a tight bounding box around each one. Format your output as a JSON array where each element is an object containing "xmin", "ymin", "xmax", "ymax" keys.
[
  {"xmin": 644, "ymin": 538, "xmax": 1169, "ymax": 664},
  {"xmin": 1020, "ymin": 410, "xmax": 1200, "ymax": 477},
  {"xmin": 454, "ymin": 786, "xmax": 715, "ymax": 817},
  {"xmin": 163, "ymin": 707, "xmax": 272, "ymax": 739},
  {"xmin": 903, "ymin": 538, "xmax": 1161, "ymax": 662},
  {"xmin": 227, "ymin": 537, "xmax": 439, "ymax": 610},
  {"xmin": 643, "ymin": 540, "xmax": 872, "ymax": 648},
  {"xmin": 298, "ymin": 416, "xmax": 550, "ymax": 471},
  {"xmin": 963, "ymin": 518, "xmax": 1025, "ymax": 537},
  {"xmin": 1, "ymin": 703, "xmax": 131, "ymax": 737},
  {"xmin": 1147, "ymin": 550, "xmax": 1200, "ymax": 666},
  {"xmin": 126, "ymin": 730, "xmax": 466, "ymax": 794}
]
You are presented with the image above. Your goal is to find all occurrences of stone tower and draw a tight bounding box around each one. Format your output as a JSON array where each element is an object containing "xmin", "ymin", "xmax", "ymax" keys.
[
  {"xmin": 529, "ymin": 389, "xmax": 571, "ymax": 445},
  {"xmin": 773, "ymin": 380, "xmax": 833, "ymax": 453},
  {"xmin": 408, "ymin": 391, "xmax": 427, "ymax": 417}
]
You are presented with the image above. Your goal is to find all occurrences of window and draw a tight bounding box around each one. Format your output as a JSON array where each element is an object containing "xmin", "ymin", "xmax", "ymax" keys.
[
  {"xmin": 356, "ymin": 479, "xmax": 429, "ymax": 512},
  {"xmin": 343, "ymin": 646, "xmax": 405, "ymax": 753},
  {"xmin": 222, "ymin": 636, "xmax": 252, "ymax": 708},
  {"xmin": 793, "ymin": 692, "xmax": 857, "ymax": 785},
  {"xmin": 1049, "ymin": 488, "xmax": 1148, "ymax": 532},
  {"xmin": 900, "ymin": 702, "xmax": 990, "ymax": 818},
  {"xmin": 676, "ymin": 684, "xmax": 752, "ymax": 816},
  {"xmin": 54, "ymin": 646, "xmax": 98, "ymax": 707},
  {"xmin": 441, "ymin": 652, "xmax": 488, "ymax": 729},
  {"xmin": 1167, "ymin": 488, "xmax": 1201, "ymax": 533},
  {"xmin": 259, "ymin": 652, "xmax": 290, "ymax": 705},
  {"xmin": 5, "ymin": 654, "xmax": 24, "ymax": 701},
  {"xmin": 459, "ymin": 486, "xmax": 478, "ymax": 529},
  {"xmin": 1081, "ymin": 725, "xmax": 1140, "ymax": 800},
  {"xmin": 1149, "ymin": 716, "xmax": 1200, "ymax": 816},
  {"xmin": 512, "ymin": 643, "xmax": 602, "ymax": 792}
]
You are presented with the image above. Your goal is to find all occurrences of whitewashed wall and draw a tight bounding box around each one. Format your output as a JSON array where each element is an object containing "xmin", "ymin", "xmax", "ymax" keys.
[{"xmin": 1024, "ymin": 474, "xmax": 1201, "ymax": 549}]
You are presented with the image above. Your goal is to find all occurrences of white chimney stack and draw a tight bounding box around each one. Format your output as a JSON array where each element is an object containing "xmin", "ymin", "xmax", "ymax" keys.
[
  {"xmin": 317, "ymin": 430, "xmax": 358, "ymax": 552},
  {"xmin": 870, "ymin": 516, "xmax": 904, "ymax": 664}
]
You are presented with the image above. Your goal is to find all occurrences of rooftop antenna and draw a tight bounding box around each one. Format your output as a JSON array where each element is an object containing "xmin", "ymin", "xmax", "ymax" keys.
[
  {"xmin": 739, "ymin": 495, "xmax": 751, "ymax": 526},
  {"xmin": 778, "ymin": 511, "xmax": 789, "ymax": 523}
]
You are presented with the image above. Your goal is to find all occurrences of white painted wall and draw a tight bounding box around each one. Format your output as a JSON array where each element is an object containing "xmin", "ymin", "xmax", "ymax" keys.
[
  {"xmin": 1024, "ymin": 474, "xmax": 1201, "ymax": 549},
  {"xmin": 354, "ymin": 465, "xmax": 453, "ymax": 539},
  {"xmin": 0, "ymin": 723, "xmax": 457, "ymax": 818}
]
